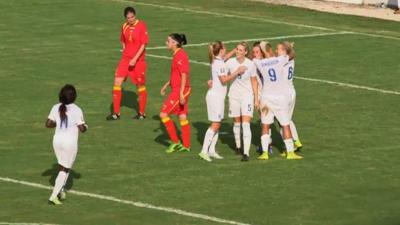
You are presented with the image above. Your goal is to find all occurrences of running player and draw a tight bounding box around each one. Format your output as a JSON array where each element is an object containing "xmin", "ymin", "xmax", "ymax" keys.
[
  {"xmin": 160, "ymin": 33, "xmax": 191, "ymax": 153},
  {"xmin": 253, "ymin": 43, "xmax": 302, "ymax": 160},
  {"xmin": 107, "ymin": 6, "xmax": 149, "ymax": 120},
  {"xmin": 226, "ymin": 42, "xmax": 259, "ymax": 161},
  {"xmin": 46, "ymin": 84, "xmax": 87, "ymax": 205},
  {"xmin": 199, "ymin": 41, "xmax": 246, "ymax": 162}
]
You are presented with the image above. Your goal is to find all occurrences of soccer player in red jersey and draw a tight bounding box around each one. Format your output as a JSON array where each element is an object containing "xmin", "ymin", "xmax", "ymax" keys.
[
  {"xmin": 107, "ymin": 7, "xmax": 149, "ymax": 120},
  {"xmin": 159, "ymin": 33, "xmax": 191, "ymax": 153}
]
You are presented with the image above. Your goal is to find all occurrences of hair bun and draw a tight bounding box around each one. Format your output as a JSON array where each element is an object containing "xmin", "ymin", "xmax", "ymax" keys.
[{"xmin": 180, "ymin": 34, "xmax": 187, "ymax": 45}]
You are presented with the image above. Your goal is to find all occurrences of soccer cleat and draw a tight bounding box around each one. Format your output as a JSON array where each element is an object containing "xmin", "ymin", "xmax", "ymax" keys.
[
  {"xmin": 241, "ymin": 154, "xmax": 249, "ymax": 162},
  {"xmin": 177, "ymin": 145, "xmax": 191, "ymax": 152},
  {"xmin": 280, "ymin": 151, "xmax": 287, "ymax": 158},
  {"xmin": 58, "ymin": 190, "xmax": 66, "ymax": 200},
  {"xmin": 286, "ymin": 151, "xmax": 303, "ymax": 160},
  {"xmin": 209, "ymin": 152, "xmax": 223, "ymax": 159},
  {"xmin": 165, "ymin": 142, "xmax": 180, "ymax": 153},
  {"xmin": 258, "ymin": 152, "xmax": 269, "ymax": 160},
  {"xmin": 106, "ymin": 113, "xmax": 120, "ymax": 121},
  {"xmin": 198, "ymin": 152, "xmax": 212, "ymax": 162},
  {"xmin": 133, "ymin": 113, "xmax": 146, "ymax": 120},
  {"xmin": 48, "ymin": 197, "xmax": 62, "ymax": 205},
  {"xmin": 294, "ymin": 140, "xmax": 303, "ymax": 151}
]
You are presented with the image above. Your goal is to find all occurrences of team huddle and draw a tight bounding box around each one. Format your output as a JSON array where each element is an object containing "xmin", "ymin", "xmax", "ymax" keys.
[
  {"xmin": 45, "ymin": 6, "xmax": 303, "ymax": 205},
  {"xmin": 200, "ymin": 40, "xmax": 303, "ymax": 162}
]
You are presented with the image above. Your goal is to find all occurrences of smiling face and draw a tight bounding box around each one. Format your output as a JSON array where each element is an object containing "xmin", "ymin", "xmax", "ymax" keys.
[
  {"xmin": 252, "ymin": 46, "xmax": 264, "ymax": 59},
  {"xmin": 236, "ymin": 44, "xmax": 247, "ymax": 60}
]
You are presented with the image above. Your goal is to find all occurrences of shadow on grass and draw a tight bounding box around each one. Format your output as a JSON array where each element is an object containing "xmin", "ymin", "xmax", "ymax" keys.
[
  {"xmin": 41, "ymin": 163, "xmax": 82, "ymax": 190},
  {"xmin": 109, "ymin": 89, "xmax": 138, "ymax": 115}
]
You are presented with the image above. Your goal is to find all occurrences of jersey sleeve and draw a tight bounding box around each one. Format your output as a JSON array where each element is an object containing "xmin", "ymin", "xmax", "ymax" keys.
[
  {"xmin": 120, "ymin": 23, "xmax": 128, "ymax": 43},
  {"xmin": 177, "ymin": 54, "xmax": 190, "ymax": 75},
  {"xmin": 48, "ymin": 106, "xmax": 57, "ymax": 121},
  {"xmin": 249, "ymin": 62, "xmax": 257, "ymax": 77},
  {"xmin": 140, "ymin": 22, "xmax": 149, "ymax": 45},
  {"xmin": 216, "ymin": 62, "xmax": 227, "ymax": 77},
  {"xmin": 74, "ymin": 107, "xmax": 85, "ymax": 126},
  {"xmin": 278, "ymin": 55, "xmax": 289, "ymax": 66}
]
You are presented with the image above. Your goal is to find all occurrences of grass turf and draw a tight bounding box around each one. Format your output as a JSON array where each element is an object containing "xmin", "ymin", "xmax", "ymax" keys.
[{"xmin": 0, "ymin": 0, "xmax": 399, "ymax": 224}]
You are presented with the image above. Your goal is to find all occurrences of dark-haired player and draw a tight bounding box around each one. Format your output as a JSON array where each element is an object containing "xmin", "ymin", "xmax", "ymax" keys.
[
  {"xmin": 46, "ymin": 84, "xmax": 88, "ymax": 205},
  {"xmin": 107, "ymin": 6, "xmax": 149, "ymax": 120},
  {"xmin": 159, "ymin": 33, "xmax": 191, "ymax": 153}
]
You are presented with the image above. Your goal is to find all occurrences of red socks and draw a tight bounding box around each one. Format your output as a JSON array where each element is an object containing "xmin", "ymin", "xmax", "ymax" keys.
[
  {"xmin": 161, "ymin": 117, "xmax": 179, "ymax": 144},
  {"xmin": 180, "ymin": 119, "xmax": 190, "ymax": 148},
  {"xmin": 138, "ymin": 86, "xmax": 147, "ymax": 115},
  {"xmin": 113, "ymin": 85, "xmax": 122, "ymax": 114}
]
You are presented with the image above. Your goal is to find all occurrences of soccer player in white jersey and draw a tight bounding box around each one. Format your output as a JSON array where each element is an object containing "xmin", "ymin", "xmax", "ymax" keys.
[
  {"xmin": 46, "ymin": 84, "xmax": 88, "ymax": 205},
  {"xmin": 281, "ymin": 41, "xmax": 303, "ymax": 152},
  {"xmin": 253, "ymin": 43, "xmax": 302, "ymax": 160},
  {"xmin": 252, "ymin": 41, "xmax": 274, "ymax": 157},
  {"xmin": 226, "ymin": 42, "xmax": 259, "ymax": 161},
  {"xmin": 199, "ymin": 41, "xmax": 246, "ymax": 162}
]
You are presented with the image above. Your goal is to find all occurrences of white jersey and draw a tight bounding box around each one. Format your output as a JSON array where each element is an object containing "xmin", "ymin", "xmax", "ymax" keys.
[
  {"xmin": 253, "ymin": 55, "xmax": 291, "ymax": 96},
  {"xmin": 48, "ymin": 103, "xmax": 85, "ymax": 141},
  {"xmin": 284, "ymin": 59, "xmax": 295, "ymax": 92},
  {"xmin": 209, "ymin": 56, "xmax": 228, "ymax": 96},
  {"xmin": 226, "ymin": 57, "xmax": 257, "ymax": 99}
]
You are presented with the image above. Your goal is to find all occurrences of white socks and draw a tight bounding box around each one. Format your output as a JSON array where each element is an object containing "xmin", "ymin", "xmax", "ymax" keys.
[
  {"xmin": 242, "ymin": 122, "xmax": 251, "ymax": 156},
  {"xmin": 50, "ymin": 170, "xmax": 67, "ymax": 199},
  {"xmin": 284, "ymin": 139, "xmax": 295, "ymax": 153},
  {"xmin": 233, "ymin": 122, "xmax": 241, "ymax": 149},
  {"xmin": 289, "ymin": 121, "xmax": 299, "ymax": 141},
  {"xmin": 261, "ymin": 134, "xmax": 271, "ymax": 153},
  {"xmin": 208, "ymin": 132, "xmax": 219, "ymax": 155},
  {"xmin": 201, "ymin": 128, "xmax": 216, "ymax": 154}
]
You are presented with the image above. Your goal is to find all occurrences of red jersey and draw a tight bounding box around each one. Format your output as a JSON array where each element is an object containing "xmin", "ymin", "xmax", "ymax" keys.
[
  {"xmin": 170, "ymin": 48, "xmax": 190, "ymax": 92},
  {"xmin": 120, "ymin": 20, "xmax": 149, "ymax": 61}
]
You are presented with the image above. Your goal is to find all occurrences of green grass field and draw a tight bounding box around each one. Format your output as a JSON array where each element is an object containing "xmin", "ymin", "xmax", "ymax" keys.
[{"xmin": 1, "ymin": 0, "xmax": 400, "ymax": 224}]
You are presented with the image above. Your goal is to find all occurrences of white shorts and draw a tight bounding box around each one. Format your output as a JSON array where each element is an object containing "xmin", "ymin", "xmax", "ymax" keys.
[
  {"xmin": 53, "ymin": 135, "xmax": 78, "ymax": 169},
  {"xmin": 260, "ymin": 93, "xmax": 295, "ymax": 126},
  {"xmin": 206, "ymin": 92, "xmax": 225, "ymax": 122},
  {"xmin": 228, "ymin": 95, "xmax": 254, "ymax": 118}
]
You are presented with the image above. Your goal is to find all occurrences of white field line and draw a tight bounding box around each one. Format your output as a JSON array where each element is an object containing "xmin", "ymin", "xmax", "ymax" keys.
[
  {"xmin": 0, "ymin": 223, "xmax": 61, "ymax": 225},
  {"xmin": 0, "ymin": 177, "xmax": 251, "ymax": 225},
  {"xmin": 146, "ymin": 53, "xmax": 400, "ymax": 96},
  {"xmin": 127, "ymin": 1, "xmax": 334, "ymax": 31},
  {"xmin": 147, "ymin": 31, "xmax": 354, "ymax": 50},
  {"xmin": 116, "ymin": 0, "xmax": 400, "ymax": 41}
]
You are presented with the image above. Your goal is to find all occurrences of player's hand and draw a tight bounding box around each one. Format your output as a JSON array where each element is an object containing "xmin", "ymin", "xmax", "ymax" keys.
[
  {"xmin": 179, "ymin": 94, "xmax": 185, "ymax": 105},
  {"xmin": 129, "ymin": 58, "xmax": 137, "ymax": 66},
  {"xmin": 236, "ymin": 66, "xmax": 247, "ymax": 75},
  {"xmin": 207, "ymin": 80, "xmax": 213, "ymax": 89}
]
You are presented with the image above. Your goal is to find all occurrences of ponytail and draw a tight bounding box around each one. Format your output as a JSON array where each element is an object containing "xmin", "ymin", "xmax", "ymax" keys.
[
  {"xmin": 208, "ymin": 41, "xmax": 224, "ymax": 64},
  {"xmin": 58, "ymin": 84, "xmax": 77, "ymax": 129},
  {"xmin": 59, "ymin": 103, "xmax": 68, "ymax": 128},
  {"xmin": 169, "ymin": 33, "xmax": 188, "ymax": 48},
  {"xmin": 208, "ymin": 43, "xmax": 214, "ymax": 64}
]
